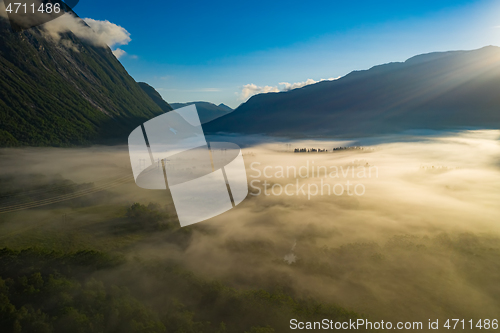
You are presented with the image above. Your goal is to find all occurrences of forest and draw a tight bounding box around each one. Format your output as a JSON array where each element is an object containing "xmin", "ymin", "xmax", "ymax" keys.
[{"xmin": 1, "ymin": 131, "xmax": 500, "ymax": 332}]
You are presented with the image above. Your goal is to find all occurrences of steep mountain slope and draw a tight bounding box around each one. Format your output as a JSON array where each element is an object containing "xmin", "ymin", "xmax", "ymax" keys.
[
  {"xmin": 138, "ymin": 82, "xmax": 173, "ymax": 113},
  {"xmin": 0, "ymin": 16, "xmax": 166, "ymax": 147},
  {"xmin": 204, "ymin": 46, "xmax": 500, "ymax": 137},
  {"xmin": 171, "ymin": 101, "xmax": 233, "ymax": 124}
]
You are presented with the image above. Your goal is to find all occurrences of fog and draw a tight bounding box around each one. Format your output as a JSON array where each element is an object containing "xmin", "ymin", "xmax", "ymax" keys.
[
  {"xmin": 175, "ymin": 130, "xmax": 500, "ymax": 322},
  {"xmin": 1, "ymin": 130, "xmax": 500, "ymax": 327}
]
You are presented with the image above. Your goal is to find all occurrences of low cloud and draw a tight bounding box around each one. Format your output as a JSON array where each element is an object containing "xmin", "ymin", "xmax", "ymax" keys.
[
  {"xmin": 239, "ymin": 77, "xmax": 340, "ymax": 101},
  {"xmin": 0, "ymin": 2, "xmax": 131, "ymax": 51},
  {"xmin": 112, "ymin": 48, "xmax": 127, "ymax": 59},
  {"xmin": 82, "ymin": 18, "xmax": 131, "ymax": 48},
  {"xmin": 41, "ymin": 13, "xmax": 131, "ymax": 54},
  {"xmin": 1, "ymin": 130, "xmax": 500, "ymax": 323},
  {"xmin": 240, "ymin": 84, "xmax": 280, "ymax": 101}
]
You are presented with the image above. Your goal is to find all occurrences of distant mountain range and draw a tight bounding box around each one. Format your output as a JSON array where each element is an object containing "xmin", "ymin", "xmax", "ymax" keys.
[
  {"xmin": 136, "ymin": 88, "xmax": 232, "ymax": 124},
  {"xmin": 204, "ymin": 46, "xmax": 500, "ymax": 137},
  {"xmin": 170, "ymin": 102, "xmax": 233, "ymax": 124},
  {"xmin": 0, "ymin": 15, "xmax": 167, "ymax": 147}
]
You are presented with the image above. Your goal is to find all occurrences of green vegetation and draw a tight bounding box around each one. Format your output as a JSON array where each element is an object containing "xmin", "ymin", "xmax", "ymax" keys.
[
  {"xmin": 0, "ymin": 244, "xmax": 363, "ymax": 333},
  {"xmin": 0, "ymin": 18, "xmax": 167, "ymax": 147},
  {"xmin": 3, "ymin": 191, "xmax": 500, "ymax": 332},
  {"xmin": 138, "ymin": 83, "xmax": 173, "ymax": 113},
  {"xmin": 4, "ymin": 166, "xmax": 500, "ymax": 332},
  {"xmin": 0, "ymin": 248, "xmax": 164, "ymax": 333},
  {"xmin": 126, "ymin": 203, "xmax": 172, "ymax": 231},
  {"xmin": 0, "ymin": 188, "xmax": 365, "ymax": 332}
]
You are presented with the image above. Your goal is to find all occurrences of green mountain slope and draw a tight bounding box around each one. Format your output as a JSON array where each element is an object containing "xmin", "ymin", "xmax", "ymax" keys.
[
  {"xmin": 138, "ymin": 82, "xmax": 173, "ymax": 113},
  {"xmin": 0, "ymin": 17, "xmax": 166, "ymax": 147}
]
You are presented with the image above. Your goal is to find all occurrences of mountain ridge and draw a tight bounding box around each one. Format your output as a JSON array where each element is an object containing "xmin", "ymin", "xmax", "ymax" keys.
[
  {"xmin": 0, "ymin": 13, "xmax": 168, "ymax": 147},
  {"xmin": 170, "ymin": 101, "xmax": 233, "ymax": 124},
  {"xmin": 138, "ymin": 82, "xmax": 173, "ymax": 113},
  {"xmin": 203, "ymin": 46, "xmax": 500, "ymax": 137}
]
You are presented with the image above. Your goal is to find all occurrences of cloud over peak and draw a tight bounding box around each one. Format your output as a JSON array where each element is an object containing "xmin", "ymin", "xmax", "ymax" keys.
[
  {"xmin": 239, "ymin": 77, "xmax": 340, "ymax": 101},
  {"xmin": 39, "ymin": 13, "xmax": 131, "ymax": 56},
  {"xmin": 240, "ymin": 84, "xmax": 280, "ymax": 101},
  {"xmin": 112, "ymin": 48, "xmax": 127, "ymax": 59},
  {"xmin": 82, "ymin": 18, "xmax": 131, "ymax": 49}
]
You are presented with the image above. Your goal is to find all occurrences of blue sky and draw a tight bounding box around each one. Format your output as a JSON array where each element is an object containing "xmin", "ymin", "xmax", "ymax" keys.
[{"xmin": 75, "ymin": 0, "xmax": 500, "ymax": 108}]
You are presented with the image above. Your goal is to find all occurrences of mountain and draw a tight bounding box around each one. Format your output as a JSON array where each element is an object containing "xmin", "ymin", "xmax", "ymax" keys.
[
  {"xmin": 170, "ymin": 101, "xmax": 233, "ymax": 124},
  {"xmin": 204, "ymin": 46, "xmax": 500, "ymax": 137},
  {"xmin": 216, "ymin": 103, "xmax": 233, "ymax": 113},
  {"xmin": 138, "ymin": 82, "xmax": 173, "ymax": 113},
  {"xmin": 0, "ymin": 14, "xmax": 167, "ymax": 147}
]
